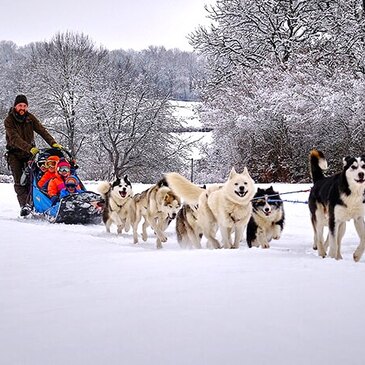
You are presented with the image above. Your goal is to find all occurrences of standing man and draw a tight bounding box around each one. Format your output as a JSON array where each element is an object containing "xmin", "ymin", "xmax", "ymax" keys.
[{"xmin": 4, "ymin": 94, "xmax": 62, "ymax": 216}]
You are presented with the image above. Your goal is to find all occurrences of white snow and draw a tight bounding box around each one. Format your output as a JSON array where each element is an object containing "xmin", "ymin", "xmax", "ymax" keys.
[{"xmin": 1, "ymin": 181, "xmax": 365, "ymax": 365}]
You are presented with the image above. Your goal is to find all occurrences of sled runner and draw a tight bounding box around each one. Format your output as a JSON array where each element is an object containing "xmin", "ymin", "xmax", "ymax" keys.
[{"xmin": 27, "ymin": 148, "xmax": 104, "ymax": 224}]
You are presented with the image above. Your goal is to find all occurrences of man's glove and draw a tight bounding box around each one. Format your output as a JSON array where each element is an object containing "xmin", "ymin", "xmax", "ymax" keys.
[
  {"xmin": 30, "ymin": 147, "xmax": 39, "ymax": 156},
  {"xmin": 52, "ymin": 143, "xmax": 63, "ymax": 149}
]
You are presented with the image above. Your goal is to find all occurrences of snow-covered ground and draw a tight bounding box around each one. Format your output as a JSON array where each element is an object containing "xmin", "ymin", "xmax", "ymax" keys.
[{"xmin": 2, "ymin": 181, "xmax": 365, "ymax": 365}]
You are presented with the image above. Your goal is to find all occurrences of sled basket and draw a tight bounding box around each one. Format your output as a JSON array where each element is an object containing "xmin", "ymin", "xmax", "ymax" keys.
[{"xmin": 30, "ymin": 148, "xmax": 104, "ymax": 224}]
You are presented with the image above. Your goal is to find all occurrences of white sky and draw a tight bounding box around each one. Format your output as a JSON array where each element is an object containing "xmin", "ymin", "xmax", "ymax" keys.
[{"xmin": 1, "ymin": 0, "xmax": 215, "ymax": 51}]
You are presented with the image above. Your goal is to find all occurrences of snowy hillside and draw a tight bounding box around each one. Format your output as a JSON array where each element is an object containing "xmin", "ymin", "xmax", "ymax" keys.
[{"xmin": 2, "ymin": 181, "xmax": 365, "ymax": 365}]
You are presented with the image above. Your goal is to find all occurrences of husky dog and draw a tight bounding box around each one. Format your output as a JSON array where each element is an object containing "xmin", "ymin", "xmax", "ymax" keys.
[
  {"xmin": 176, "ymin": 203, "xmax": 203, "ymax": 249},
  {"xmin": 134, "ymin": 179, "xmax": 181, "ymax": 249},
  {"xmin": 97, "ymin": 175, "xmax": 138, "ymax": 243},
  {"xmin": 309, "ymin": 149, "xmax": 365, "ymax": 261},
  {"xmin": 246, "ymin": 186, "xmax": 285, "ymax": 248},
  {"xmin": 166, "ymin": 167, "xmax": 255, "ymax": 249}
]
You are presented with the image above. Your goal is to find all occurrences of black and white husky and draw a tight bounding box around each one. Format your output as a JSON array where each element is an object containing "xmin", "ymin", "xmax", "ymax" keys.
[
  {"xmin": 309, "ymin": 149, "xmax": 365, "ymax": 261},
  {"xmin": 246, "ymin": 186, "xmax": 285, "ymax": 248},
  {"xmin": 97, "ymin": 175, "xmax": 138, "ymax": 244}
]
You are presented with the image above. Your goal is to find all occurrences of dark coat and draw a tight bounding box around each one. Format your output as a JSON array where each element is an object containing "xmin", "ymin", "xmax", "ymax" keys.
[{"xmin": 4, "ymin": 108, "xmax": 56, "ymax": 159}]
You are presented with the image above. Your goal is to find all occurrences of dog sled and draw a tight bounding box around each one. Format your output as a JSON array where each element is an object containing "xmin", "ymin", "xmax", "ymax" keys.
[{"xmin": 25, "ymin": 147, "xmax": 104, "ymax": 224}]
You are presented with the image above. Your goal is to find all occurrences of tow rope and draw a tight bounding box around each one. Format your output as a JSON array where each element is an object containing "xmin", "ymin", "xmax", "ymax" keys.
[{"xmin": 251, "ymin": 188, "xmax": 311, "ymax": 204}]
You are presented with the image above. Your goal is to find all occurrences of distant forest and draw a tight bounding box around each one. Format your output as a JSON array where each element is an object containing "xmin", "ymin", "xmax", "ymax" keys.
[
  {"xmin": 0, "ymin": 36, "xmax": 206, "ymax": 181},
  {"xmin": 2, "ymin": 0, "xmax": 365, "ymax": 184}
]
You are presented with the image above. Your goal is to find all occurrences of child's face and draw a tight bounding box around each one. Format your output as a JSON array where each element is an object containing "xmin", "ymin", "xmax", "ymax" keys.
[
  {"xmin": 38, "ymin": 161, "xmax": 48, "ymax": 172},
  {"xmin": 46, "ymin": 160, "xmax": 57, "ymax": 172},
  {"xmin": 66, "ymin": 184, "xmax": 76, "ymax": 193},
  {"xmin": 58, "ymin": 166, "xmax": 70, "ymax": 177}
]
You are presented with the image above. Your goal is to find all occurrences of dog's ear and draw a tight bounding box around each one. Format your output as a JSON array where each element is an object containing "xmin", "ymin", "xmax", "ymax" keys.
[
  {"xmin": 229, "ymin": 167, "xmax": 237, "ymax": 179},
  {"xmin": 268, "ymin": 185, "xmax": 275, "ymax": 193},
  {"xmin": 124, "ymin": 175, "xmax": 131, "ymax": 185},
  {"xmin": 157, "ymin": 177, "xmax": 169, "ymax": 188},
  {"xmin": 112, "ymin": 176, "xmax": 121, "ymax": 187},
  {"xmin": 242, "ymin": 166, "xmax": 249, "ymax": 174},
  {"xmin": 343, "ymin": 156, "xmax": 352, "ymax": 166}
]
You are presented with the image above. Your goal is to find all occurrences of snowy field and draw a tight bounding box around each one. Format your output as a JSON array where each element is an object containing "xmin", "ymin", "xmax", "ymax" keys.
[{"xmin": 1, "ymin": 181, "xmax": 365, "ymax": 365}]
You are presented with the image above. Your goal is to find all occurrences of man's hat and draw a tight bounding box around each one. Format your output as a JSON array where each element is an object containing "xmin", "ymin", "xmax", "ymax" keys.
[{"xmin": 14, "ymin": 94, "xmax": 28, "ymax": 107}]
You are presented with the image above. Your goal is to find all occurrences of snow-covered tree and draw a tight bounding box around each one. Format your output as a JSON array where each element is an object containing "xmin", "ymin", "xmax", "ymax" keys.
[
  {"xmin": 25, "ymin": 32, "xmax": 109, "ymax": 157},
  {"xmin": 81, "ymin": 55, "xmax": 190, "ymax": 181},
  {"xmin": 191, "ymin": 0, "xmax": 365, "ymax": 183}
]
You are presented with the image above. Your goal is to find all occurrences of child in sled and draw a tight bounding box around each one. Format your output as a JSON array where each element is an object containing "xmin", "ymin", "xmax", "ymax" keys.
[
  {"xmin": 35, "ymin": 152, "xmax": 50, "ymax": 180},
  {"xmin": 48, "ymin": 158, "xmax": 72, "ymax": 204},
  {"xmin": 37, "ymin": 155, "xmax": 60, "ymax": 190},
  {"xmin": 59, "ymin": 175, "xmax": 83, "ymax": 198}
]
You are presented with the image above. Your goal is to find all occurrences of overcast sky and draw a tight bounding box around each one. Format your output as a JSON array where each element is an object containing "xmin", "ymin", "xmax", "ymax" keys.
[{"xmin": 1, "ymin": 0, "xmax": 214, "ymax": 51}]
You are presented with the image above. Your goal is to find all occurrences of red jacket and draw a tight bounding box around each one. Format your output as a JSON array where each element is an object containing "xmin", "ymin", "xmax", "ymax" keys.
[
  {"xmin": 48, "ymin": 172, "xmax": 68, "ymax": 198},
  {"xmin": 38, "ymin": 170, "xmax": 56, "ymax": 189}
]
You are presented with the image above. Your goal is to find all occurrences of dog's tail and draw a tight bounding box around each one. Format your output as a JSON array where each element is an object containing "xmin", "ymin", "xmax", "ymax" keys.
[
  {"xmin": 165, "ymin": 172, "xmax": 204, "ymax": 205},
  {"xmin": 309, "ymin": 149, "xmax": 328, "ymax": 183},
  {"xmin": 97, "ymin": 181, "xmax": 111, "ymax": 197}
]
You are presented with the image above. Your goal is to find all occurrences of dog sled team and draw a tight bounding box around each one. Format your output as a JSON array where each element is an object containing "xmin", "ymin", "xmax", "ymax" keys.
[
  {"xmin": 98, "ymin": 168, "xmax": 285, "ymax": 251},
  {"xmin": 97, "ymin": 148, "xmax": 365, "ymax": 263}
]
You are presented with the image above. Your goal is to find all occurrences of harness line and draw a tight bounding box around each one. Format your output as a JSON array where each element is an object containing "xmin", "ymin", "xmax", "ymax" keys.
[{"xmin": 251, "ymin": 188, "xmax": 311, "ymax": 204}]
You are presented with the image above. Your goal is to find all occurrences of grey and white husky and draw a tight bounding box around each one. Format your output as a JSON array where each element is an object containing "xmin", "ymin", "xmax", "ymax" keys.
[{"xmin": 97, "ymin": 175, "xmax": 138, "ymax": 243}]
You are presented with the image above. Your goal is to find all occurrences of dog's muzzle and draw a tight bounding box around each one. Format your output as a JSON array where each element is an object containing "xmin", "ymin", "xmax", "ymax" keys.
[
  {"xmin": 168, "ymin": 213, "xmax": 177, "ymax": 220},
  {"xmin": 356, "ymin": 172, "xmax": 365, "ymax": 183},
  {"xmin": 235, "ymin": 187, "xmax": 248, "ymax": 198}
]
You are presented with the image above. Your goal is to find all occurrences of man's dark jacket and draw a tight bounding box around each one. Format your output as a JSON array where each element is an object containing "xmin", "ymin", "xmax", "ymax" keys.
[{"xmin": 4, "ymin": 108, "xmax": 56, "ymax": 159}]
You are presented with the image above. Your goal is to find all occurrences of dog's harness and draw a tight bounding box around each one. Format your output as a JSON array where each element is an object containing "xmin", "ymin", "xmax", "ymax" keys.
[
  {"xmin": 251, "ymin": 188, "xmax": 311, "ymax": 204},
  {"xmin": 111, "ymin": 195, "xmax": 132, "ymax": 210}
]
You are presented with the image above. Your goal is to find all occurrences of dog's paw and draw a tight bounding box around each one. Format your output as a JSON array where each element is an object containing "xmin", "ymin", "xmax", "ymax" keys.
[
  {"xmin": 142, "ymin": 233, "xmax": 148, "ymax": 241},
  {"xmin": 160, "ymin": 234, "xmax": 168, "ymax": 243},
  {"xmin": 273, "ymin": 234, "xmax": 281, "ymax": 240},
  {"xmin": 353, "ymin": 246, "xmax": 365, "ymax": 262},
  {"xmin": 318, "ymin": 251, "xmax": 326, "ymax": 258}
]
